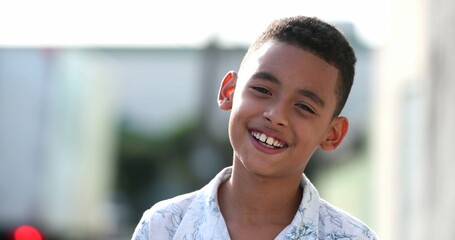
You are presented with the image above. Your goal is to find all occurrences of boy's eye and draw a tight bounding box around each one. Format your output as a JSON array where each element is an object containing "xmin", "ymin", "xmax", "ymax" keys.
[
  {"xmin": 252, "ymin": 86, "xmax": 271, "ymax": 95},
  {"xmin": 296, "ymin": 103, "xmax": 315, "ymax": 114}
]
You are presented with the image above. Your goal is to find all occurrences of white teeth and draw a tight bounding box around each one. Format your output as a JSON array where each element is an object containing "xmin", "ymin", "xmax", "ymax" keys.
[
  {"xmin": 259, "ymin": 133, "xmax": 267, "ymax": 142},
  {"xmin": 251, "ymin": 131, "xmax": 285, "ymax": 148},
  {"xmin": 273, "ymin": 139, "xmax": 283, "ymax": 147}
]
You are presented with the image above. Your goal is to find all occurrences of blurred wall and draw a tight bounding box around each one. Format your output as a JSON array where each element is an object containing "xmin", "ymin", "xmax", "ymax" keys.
[
  {"xmin": 0, "ymin": 49, "xmax": 117, "ymax": 239},
  {"xmin": 427, "ymin": 0, "xmax": 455, "ymax": 239},
  {"xmin": 372, "ymin": 0, "xmax": 455, "ymax": 239}
]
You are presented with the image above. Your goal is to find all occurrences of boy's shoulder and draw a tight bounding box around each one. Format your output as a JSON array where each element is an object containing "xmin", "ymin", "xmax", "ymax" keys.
[
  {"xmin": 132, "ymin": 168, "xmax": 232, "ymax": 240},
  {"xmin": 318, "ymin": 199, "xmax": 378, "ymax": 239},
  {"xmin": 150, "ymin": 190, "xmax": 198, "ymax": 216},
  {"xmin": 131, "ymin": 191, "xmax": 199, "ymax": 240},
  {"xmin": 146, "ymin": 189, "xmax": 200, "ymax": 224}
]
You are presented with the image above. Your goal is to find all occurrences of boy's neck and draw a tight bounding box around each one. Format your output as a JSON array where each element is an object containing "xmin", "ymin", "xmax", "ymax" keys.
[{"xmin": 218, "ymin": 163, "xmax": 303, "ymax": 227}]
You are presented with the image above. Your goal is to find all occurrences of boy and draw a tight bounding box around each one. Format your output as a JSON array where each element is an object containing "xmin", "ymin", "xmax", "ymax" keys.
[{"xmin": 132, "ymin": 16, "xmax": 378, "ymax": 239}]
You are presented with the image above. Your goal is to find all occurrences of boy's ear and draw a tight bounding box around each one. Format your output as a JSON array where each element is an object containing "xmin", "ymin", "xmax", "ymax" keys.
[
  {"xmin": 218, "ymin": 71, "xmax": 237, "ymax": 110},
  {"xmin": 320, "ymin": 117, "xmax": 349, "ymax": 151}
]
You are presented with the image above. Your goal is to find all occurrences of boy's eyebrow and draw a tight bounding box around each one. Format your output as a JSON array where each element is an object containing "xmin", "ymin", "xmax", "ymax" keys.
[
  {"xmin": 298, "ymin": 89, "xmax": 325, "ymax": 108},
  {"xmin": 252, "ymin": 71, "xmax": 325, "ymax": 108},
  {"xmin": 252, "ymin": 71, "xmax": 280, "ymax": 84}
]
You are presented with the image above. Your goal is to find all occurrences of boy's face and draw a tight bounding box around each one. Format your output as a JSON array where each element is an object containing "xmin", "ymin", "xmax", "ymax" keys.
[{"xmin": 218, "ymin": 40, "xmax": 348, "ymax": 178}]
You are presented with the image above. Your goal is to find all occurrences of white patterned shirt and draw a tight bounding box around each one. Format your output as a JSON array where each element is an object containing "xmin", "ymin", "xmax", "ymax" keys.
[{"xmin": 132, "ymin": 167, "xmax": 378, "ymax": 240}]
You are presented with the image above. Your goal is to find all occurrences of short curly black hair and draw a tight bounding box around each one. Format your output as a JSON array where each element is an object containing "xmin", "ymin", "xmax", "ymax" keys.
[{"xmin": 243, "ymin": 16, "xmax": 356, "ymax": 117}]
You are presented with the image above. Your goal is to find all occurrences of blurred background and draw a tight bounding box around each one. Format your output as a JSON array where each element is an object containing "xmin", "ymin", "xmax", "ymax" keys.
[{"xmin": 0, "ymin": 0, "xmax": 454, "ymax": 239}]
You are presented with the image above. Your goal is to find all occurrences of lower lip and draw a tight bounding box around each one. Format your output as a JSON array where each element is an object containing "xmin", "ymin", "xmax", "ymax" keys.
[{"xmin": 249, "ymin": 133, "xmax": 287, "ymax": 154}]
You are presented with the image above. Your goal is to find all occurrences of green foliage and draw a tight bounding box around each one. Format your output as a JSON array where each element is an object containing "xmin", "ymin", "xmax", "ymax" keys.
[{"xmin": 115, "ymin": 120, "xmax": 231, "ymax": 224}]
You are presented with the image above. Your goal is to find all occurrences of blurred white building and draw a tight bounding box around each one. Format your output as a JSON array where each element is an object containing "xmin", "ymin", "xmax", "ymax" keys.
[
  {"xmin": 371, "ymin": 0, "xmax": 455, "ymax": 239},
  {"xmin": 0, "ymin": 49, "xmax": 117, "ymax": 239}
]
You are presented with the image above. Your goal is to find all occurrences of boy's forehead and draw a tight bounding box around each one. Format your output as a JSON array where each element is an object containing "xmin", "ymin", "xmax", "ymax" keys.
[
  {"xmin": 245, "ymin": 40, "xmax": 277, "ymax": 64},
  {"xmin": 239, "ymin": 40, "xmax": 337, "ymax": 81},
  {"xmin": 239, "ymin": 41, "xmax": 279, "ymax": 78}
]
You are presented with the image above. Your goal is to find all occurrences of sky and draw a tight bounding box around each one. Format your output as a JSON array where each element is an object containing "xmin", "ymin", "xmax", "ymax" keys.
[{"xmin": 0, "ymin": 0, "xmax": 389, "ymax": 48}]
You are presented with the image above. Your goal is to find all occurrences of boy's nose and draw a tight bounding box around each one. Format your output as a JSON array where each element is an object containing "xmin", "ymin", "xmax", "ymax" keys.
[{"xmin": 263, "ymin": 105, "xmax": 289, "ymax": 127}]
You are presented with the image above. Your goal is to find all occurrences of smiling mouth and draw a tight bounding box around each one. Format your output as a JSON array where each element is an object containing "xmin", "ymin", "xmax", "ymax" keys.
[{"xmin": 250, "ymin": 130, "xmax": 288, "ymax": 149}]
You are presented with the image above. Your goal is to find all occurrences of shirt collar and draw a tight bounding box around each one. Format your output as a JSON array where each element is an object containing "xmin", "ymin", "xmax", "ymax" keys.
[{"xmin": 173, "ymin": 167, "xmax": 320, "ymax": 239}]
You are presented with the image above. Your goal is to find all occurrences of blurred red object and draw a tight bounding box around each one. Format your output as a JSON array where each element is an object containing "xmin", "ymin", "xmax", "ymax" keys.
[{"xmin": 14, "ymin": 225, "xmax": 42, "ymax": 240}]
